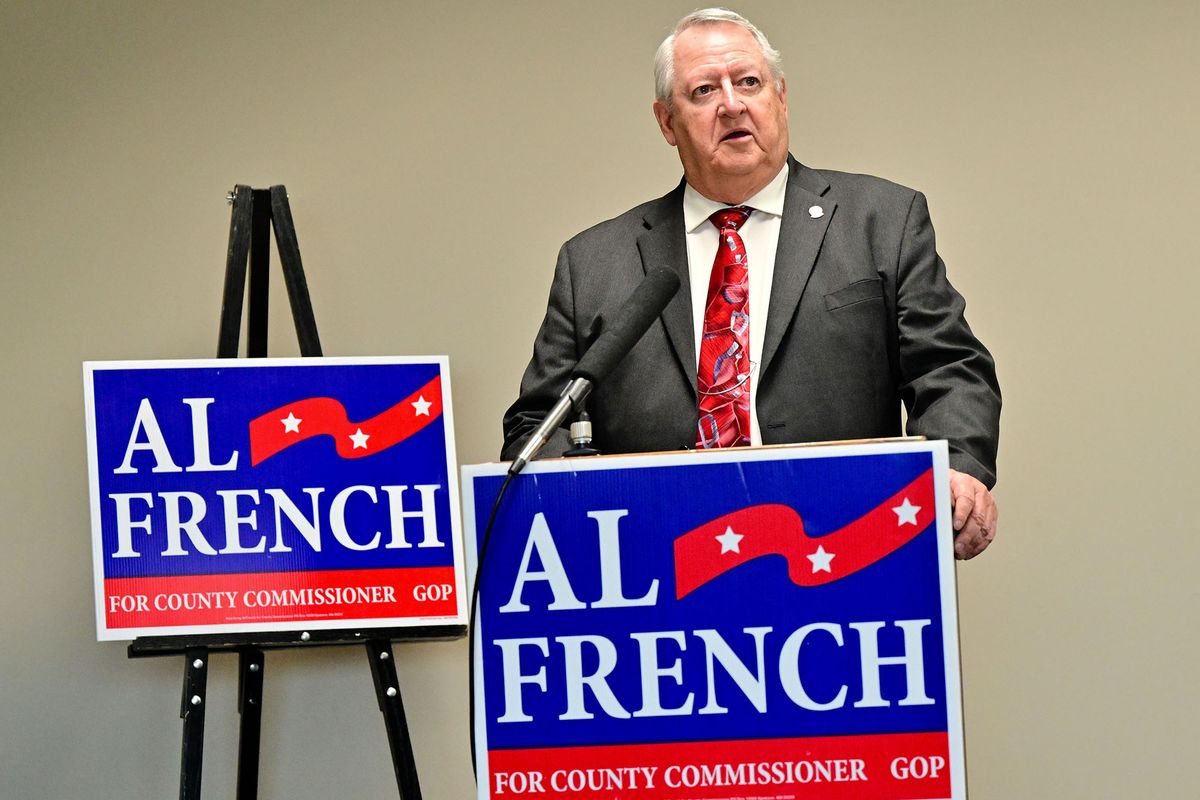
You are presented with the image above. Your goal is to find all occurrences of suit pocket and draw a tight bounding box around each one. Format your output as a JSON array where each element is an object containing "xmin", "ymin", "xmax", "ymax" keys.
[{"xmin": 824, "ymin": 277, "xmax": 883, "ymax": 310}]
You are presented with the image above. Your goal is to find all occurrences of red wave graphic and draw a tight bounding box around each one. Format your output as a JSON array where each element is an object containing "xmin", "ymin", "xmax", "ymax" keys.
[
  {"xmin": 674, "ymin": 468, "xmax": 936, "ymax": 597},
  {"xmin": 248, "ymin": 375, "xmax": 442, "ymax": 466}
]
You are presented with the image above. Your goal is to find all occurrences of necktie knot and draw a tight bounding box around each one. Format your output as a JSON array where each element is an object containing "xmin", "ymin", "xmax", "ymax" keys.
[{"xmin": 710, "ymin": 206, "xmax": 751, "ymax": 232}]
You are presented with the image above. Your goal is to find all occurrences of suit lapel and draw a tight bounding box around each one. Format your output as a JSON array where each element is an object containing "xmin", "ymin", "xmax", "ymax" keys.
[
  {"xmin": 637, "ymin": 185, "xmax": 696, "ymax": 397},
  {"xmin": 761, "ymin": 157, "xmax": 835, "ymax": 378}
]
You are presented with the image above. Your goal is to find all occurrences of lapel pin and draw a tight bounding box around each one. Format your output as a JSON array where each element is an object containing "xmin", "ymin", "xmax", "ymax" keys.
[{"xmin": 808, "ymin": 205, "xmax": 824, "ymax": 219}]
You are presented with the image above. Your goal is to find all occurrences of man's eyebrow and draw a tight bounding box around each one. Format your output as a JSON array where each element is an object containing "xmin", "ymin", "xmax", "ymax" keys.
[{"xmin": 686, "ymin": 69, "xmax": 733, "ymax": 91}]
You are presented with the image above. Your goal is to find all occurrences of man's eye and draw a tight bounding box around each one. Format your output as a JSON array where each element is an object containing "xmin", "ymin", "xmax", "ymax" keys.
[
  {"xmin": 693, "ymin": 85, "xmax": 714, "ymax": 97},
  {"xmin": 741, "ymin": 76, "xmax": 760, "ymax": 87}
]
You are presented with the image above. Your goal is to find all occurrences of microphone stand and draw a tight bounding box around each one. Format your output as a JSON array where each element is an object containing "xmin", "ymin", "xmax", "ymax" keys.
[
  {"xmin": 507, "ymin": 377, "xmax": 591, "ymax": 476},
  {"xmin": 563, "ymin": 411, "xmax": 601, "ymax": 458}
]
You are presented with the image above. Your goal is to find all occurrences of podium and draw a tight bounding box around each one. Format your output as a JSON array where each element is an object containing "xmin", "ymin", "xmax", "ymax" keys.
[{"xmin": 463, "ymin": 440, "xmax": 968, "ymax": 800}]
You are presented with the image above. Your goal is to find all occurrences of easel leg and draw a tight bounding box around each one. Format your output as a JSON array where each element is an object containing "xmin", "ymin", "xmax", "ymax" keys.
[
  {"xmin": 236, "ymin": 648, "xmax": 266, "ymax": 800},
  {"xmin": 366, "ymin": 640, "xmax": 422, "ymax": 799},
  {"xmin": 247, "ymin": 189, "xmax": 272, "ymax": 358},
  {"xmin": 179, "ymin": 647, "xmax": 208, "ymax": 800},
  {"xmin": 269, "ymin": 185, "xmax": 323, "ymax": 357},
  {"xmin": 217, "ymin": 186, "xmax": 253, "ymax": 358}
]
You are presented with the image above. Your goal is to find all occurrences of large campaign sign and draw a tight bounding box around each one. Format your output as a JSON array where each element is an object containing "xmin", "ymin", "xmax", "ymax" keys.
[
  {"xmin": 84, "ymin": 357, "xmax": 465, "ymax": 641},
  {"xmin": 464, "ymin": 441, "xmax": 965, "ymax": 800}
]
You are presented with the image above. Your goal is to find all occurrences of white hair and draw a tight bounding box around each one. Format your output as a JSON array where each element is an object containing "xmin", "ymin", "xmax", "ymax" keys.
[{"xmin": 653, "ymin": 8, "xmax": 784, "ymax": 105}]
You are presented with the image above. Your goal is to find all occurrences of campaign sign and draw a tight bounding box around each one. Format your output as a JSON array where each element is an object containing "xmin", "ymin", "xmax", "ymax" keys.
[
  {"xmin": 84, "ymin": 357, "xmax": 465, "ymax": 640},
  {"xmin": 464, "ymin": 441, "xmax": 965, "ymax": 800}
]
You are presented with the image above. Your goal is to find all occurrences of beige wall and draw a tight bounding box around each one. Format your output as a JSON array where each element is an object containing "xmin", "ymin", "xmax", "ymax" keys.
[{"xmin": 2, "ymin": 1, "xmax": 1196, "ymax": 797}]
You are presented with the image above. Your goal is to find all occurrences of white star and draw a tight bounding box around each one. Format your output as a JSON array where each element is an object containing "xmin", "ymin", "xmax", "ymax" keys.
[
  {"xmin": 807, "ymin": 545, "xmax": 835, "ymax": 573},
  {"xmin": 280, "ymin": 412, "xmax": 302, "ymax": 433},
  {"xmin": 892, "ymin": 498, "xmax": 921, "ymax": 526},
  {"xmin": 715, "ymin": 526, "xmax": 743, "ymax": 554},
  {"xmin": 411, "ymin": 395, "xmax": 433, "ymax": 416},
  {"xmin": 349, "ymin": 428, "xmax": 370, "ymax": 449}
]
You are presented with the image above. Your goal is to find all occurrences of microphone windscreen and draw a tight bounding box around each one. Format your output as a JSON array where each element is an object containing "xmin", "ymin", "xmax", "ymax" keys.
[{"xmin": 573, "ymin": 268, "xmax": 681, "ymax": 385}]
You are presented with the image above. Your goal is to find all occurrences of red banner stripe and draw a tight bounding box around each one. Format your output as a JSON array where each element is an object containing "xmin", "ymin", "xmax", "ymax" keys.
[
  {"xmin": 103, "ymin": 566, "xmax": 457, "ymax": 629},
  {"xmin": 488, "ymin": 732, "xmax": 951, "ymax": 799},
  {"xmin": 675, "ymin": 467, "xmax": 936, "ymax": 597},
  {"xmin": 248, "ymin": 375, "xmax": 443, "ymax": 466}
]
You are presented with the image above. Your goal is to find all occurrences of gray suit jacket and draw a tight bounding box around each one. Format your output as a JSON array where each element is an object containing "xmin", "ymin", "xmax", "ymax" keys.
[{"xmin": 502, "ymin": 156, "xmax": 1001, "ymax": 487}]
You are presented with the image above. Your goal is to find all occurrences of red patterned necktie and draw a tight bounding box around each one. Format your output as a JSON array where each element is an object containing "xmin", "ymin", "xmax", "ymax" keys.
[{"xmin": 697, "ymin": 206, "xmax": 752, "ymax": 448}]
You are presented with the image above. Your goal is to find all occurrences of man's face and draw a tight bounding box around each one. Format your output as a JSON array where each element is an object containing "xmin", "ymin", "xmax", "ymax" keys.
[{"xmin": 653, "ymin": 22, "xmax": 788, "ymax": 204}]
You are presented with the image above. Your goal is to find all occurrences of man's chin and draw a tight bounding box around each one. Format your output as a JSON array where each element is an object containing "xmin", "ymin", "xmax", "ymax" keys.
[{"xmin": 710, "ymin": 153, "xmax": 767, "ymax": 177}]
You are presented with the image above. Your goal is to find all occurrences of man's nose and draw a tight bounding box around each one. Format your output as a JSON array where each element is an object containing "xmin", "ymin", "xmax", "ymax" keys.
[{"xmin": 718, "ymin": 79, "xmax": 745, "ymax": 116}]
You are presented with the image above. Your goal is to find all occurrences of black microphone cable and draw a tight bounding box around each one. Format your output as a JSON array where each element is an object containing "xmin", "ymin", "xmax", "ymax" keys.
[{"xmin": 467, "ymin": 468, "xmax": 514, "ymax": 775}]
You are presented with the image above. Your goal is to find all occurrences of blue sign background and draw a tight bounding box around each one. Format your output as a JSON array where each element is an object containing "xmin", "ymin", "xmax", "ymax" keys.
[
  {"xmin": 473, "ymin": 451, "xmax": 947, "ymax": 750},
  {"xmin": 92, "ymin": 361, "xmax": 453, "ymax": 579}
]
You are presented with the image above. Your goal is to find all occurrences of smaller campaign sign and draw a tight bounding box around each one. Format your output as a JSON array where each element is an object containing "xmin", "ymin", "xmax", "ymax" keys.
[
  {"xmin": 464, "ymin": 441, "xmax": 966, "ymax": 800},
  {"xmin": 84, "ymin": 357, "xmax": 466, "ymax": 640}
]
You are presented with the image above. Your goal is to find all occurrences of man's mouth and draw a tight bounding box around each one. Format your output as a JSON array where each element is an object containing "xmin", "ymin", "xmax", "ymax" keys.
[{"xmin": 721, "ymin": 130, "xmax": 752, "ymax": 142}]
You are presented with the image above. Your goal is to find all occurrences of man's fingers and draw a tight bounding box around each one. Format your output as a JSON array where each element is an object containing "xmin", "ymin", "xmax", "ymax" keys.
[
  {"xmin": 956, "ymin": 504, "xmax": 997, "ymax": 559},
  {"xmin": 954, "ymin": 535, "xmax": 968, "ymax": 559},
  {"xmin": 973, "ymin": 492, "xmax": 998, "ymax": 541},
  {"xmin": 955, "ymin": 521, "xmax": 985, "ymax": 559},
  {"xmin": 949, "ymin": 470, "xmax": 998, "ymax": 559},
  {"xmin": 951, "ymin": 485, "xmax": 975, "ymax": 531}
]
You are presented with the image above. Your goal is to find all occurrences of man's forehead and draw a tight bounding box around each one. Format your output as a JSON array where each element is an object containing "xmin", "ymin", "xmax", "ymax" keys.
[{"xmin": 674, "ymin": 25, "xmax": 766, "ymax": 74}]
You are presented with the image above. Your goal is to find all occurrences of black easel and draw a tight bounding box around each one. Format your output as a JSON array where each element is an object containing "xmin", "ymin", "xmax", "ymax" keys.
[{"xmin": 127, "ymin": 185, "xmax": 464, "ymax": 800}]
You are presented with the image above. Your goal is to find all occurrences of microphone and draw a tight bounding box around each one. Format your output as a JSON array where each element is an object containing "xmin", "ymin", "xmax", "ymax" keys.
[{"xmin": 509, "ymin": 267, "xmax": 681, "ymax": 475}]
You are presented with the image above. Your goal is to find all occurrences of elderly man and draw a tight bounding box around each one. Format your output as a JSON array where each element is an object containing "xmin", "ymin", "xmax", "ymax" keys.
[{"xmin": 502, "ymin": 9, "xmax": 1000, "ymax": 558}]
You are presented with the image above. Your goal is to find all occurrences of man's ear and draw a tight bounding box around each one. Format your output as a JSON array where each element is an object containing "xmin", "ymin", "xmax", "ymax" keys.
[
  {"xmin": 778, "ymin": 77, "xmax": 788, "ymax": 118},
  {"xmin": 653, "ymin": 100, "xmax": 677, "ymax": 146}
]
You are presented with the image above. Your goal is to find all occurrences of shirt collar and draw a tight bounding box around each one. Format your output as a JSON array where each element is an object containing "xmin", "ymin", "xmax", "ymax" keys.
[{"xmin": 682, "ymin": 162, "xmax": 789, "ymax": 233}]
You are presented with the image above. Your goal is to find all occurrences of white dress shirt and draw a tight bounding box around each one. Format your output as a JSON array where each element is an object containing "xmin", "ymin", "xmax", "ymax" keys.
[{"xmin": 682, "ymin": 163, "xmax": 789, "ymax": 446}]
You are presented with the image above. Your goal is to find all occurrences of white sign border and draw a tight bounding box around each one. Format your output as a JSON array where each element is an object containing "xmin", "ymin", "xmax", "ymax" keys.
[
  {"xmin": 462, "ymin": 438, "xmax": 966, "ymax": 800},
  {"xmin": 83, "ymin": 355, "xmax": 468, "ymax": 641}
]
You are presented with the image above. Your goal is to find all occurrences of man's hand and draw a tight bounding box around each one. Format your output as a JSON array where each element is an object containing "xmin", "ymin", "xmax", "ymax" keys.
[{"xmin": 948, "ymin": 469, "xmax": 998, "ymax": 560}]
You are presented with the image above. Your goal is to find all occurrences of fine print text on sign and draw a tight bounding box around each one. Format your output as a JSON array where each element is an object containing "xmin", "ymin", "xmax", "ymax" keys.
[
  {"xmin": 84, "ymin": 357, "xmax": 465, "ymax": 640},
  {"xmin": 464, "ymin": 441, "xmax": 965, "ymax": 800}
]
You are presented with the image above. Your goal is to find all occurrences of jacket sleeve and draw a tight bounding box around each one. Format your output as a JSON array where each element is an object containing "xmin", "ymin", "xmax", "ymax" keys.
[{"xmin": 895, "ymin": 191, "xmax": 1002, "ymax": 487}]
